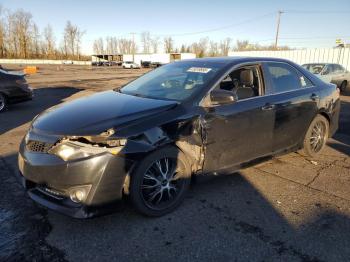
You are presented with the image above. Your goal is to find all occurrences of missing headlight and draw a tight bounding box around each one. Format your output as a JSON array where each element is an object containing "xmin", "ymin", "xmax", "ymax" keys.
[{"xmin": 48, "ymin": 138, "xmax": 126, "ymax": 161}]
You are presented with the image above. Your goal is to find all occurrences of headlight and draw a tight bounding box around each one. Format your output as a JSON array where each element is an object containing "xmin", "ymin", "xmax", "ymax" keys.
[{"xmin": 48, "ymin": 141, "xmax": 123, "ymax": 161}]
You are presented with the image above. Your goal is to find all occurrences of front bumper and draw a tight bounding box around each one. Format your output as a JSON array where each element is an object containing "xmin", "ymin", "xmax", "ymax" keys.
[{"xmin": 18, "ymin": 139, "xmax": 134, "ymax": 218}]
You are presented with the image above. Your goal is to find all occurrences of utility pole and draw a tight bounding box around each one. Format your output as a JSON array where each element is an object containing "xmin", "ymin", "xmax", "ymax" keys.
[
  {"xmin": 130, "ymin": 32, "xmax": 136, "ymax": 62},
  {"xmin": 274, "ymin": 10, "xmax": 283, "ymax": 50}
]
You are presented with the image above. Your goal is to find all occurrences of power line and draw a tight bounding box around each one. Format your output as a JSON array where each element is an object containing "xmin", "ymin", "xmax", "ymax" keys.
[
  {"xmin": 283, "ymin": 10, "xmax": 350, "ymax": 14},
  {"xmin": 152, "ymin": 12, "xmax": 275, "ymax": 37},
  {"xmin": 256, "ymin": 36, "xmax": 350, "ymax": 43}
]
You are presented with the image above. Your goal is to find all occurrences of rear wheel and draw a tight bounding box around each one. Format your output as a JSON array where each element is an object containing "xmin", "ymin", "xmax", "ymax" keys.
[
  {"xmin": 0, "ymin": 93, "xmax": 7, "ymax": 113},
  {"xmin": 301, "ymin": 115, "xmax": 329, "ymax": 157},
  {"xmin": 130, "ymin": 147, "xmax": 191, "ymax": 216},
  {"xmin": 340, "ymin": 81, "xmax": 347, "ymax": 92}
]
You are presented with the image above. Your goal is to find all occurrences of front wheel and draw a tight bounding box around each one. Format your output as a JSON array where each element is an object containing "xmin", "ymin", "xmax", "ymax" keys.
[
  {"xmin": 0, "ymin": 93, "xmax": 7, "ymax": 113},
  {"xmin": 301, "ymin": 115, "xmax": 329, "ymax": 157},
  {"xmin": 130, "ymin": 147, "xmax": 191, "ymax": 216},
  {"xmin": 340, "ymin": 81, "xmax": 347, "ymax": 92}
]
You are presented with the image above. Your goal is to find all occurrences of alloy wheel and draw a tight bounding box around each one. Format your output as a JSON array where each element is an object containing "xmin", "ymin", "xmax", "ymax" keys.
[
  {"xmin": 310, "ymin": 121, "xmax": 326, "ymax": 153},
  {"xmin": 340, "ymin": 81, "xmax": 347, "ymax": 92},
  {"xmin": 0, "ymin": 94, "xmax": 5, "ymax": 112},
  {"xmin": 141, "ymin": 157, "xmax": 184, "ymax": 210}
]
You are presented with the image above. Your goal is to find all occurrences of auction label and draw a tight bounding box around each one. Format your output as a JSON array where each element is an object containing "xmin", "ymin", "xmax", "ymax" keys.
[{"xmin": 187, "ymin": 67, "xmax": 212, "ymax": 73}]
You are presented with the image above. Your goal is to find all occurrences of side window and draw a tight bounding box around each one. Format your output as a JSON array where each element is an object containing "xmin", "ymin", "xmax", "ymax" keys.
[
  {"xmin": 333, "ymin": 64, "xmax": 344, "ymax": 74},
  {"xmin": 216, "ymin": 66, "xmax": 261, "ymax": 101},
  {"xmin": 323, "ymin": 65, "xmax": 333, "ymax": 75},
  {"xmin": 265, "ymin": 62, "xmax": 311, "ymax": 94}
]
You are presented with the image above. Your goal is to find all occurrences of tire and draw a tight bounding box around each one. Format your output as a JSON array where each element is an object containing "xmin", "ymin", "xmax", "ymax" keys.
[
  {"xmin": 0, "ymin": 93, "xmax": 7, "ymax": 113},
  {"xmin": 300, "ymin": 115, "xmax": 329, "ymax": 157},
  {"xmin": 130, "ymin": 146, "xmax": 191, "ymax": 216},
  {"xmin": 340, "ymin": 81, "xmax": 347, "ymax": 92}
]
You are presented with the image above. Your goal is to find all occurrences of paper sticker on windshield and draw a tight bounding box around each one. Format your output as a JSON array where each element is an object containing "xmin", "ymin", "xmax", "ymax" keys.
[{"xmin": 187, "ymin": 67, "xmax": 212, "ymax": 73}]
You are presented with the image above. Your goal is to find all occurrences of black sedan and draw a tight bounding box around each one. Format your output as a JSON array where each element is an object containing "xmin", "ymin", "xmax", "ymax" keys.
[
  {"xmin": 0, "ymin": 69, "xmax": 33, "ymax": 112},
  {"xmin": 18, "ymin": 57, "xmax": 340, "ymax": 218}
]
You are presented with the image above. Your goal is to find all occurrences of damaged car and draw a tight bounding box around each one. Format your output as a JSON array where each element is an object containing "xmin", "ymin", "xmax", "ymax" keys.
[
  {"xmin": 0, "ymin": 68, "xmax": 33, "ymax": 112},
  {"xmin": 18, "ymin": 57, "xmax": 340, "ymax": 218}
]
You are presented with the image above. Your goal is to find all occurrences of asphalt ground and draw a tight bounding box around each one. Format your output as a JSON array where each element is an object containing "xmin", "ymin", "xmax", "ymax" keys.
[{"xmin": 0, "ymin": 65, "xmax": 349, "ymax": 262}]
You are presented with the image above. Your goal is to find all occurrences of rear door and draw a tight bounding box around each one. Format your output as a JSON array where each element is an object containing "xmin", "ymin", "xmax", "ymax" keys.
[{"xmin": 262, "ymin": 62, "xmax": 319, "ymax": 153}]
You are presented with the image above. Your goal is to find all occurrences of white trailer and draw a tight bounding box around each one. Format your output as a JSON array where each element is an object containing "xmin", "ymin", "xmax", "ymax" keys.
[{"xmin": 122, "ymin": 53, "xmax": 197, "ymax": 66}]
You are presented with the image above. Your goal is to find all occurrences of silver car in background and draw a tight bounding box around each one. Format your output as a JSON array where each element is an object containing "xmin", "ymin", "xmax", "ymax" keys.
[{"xmin": 302, "ymin": 63, "xmax": 349, "ymax": 92}]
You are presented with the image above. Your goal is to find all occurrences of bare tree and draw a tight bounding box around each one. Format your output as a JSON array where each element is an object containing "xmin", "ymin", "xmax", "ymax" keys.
[
  {"xmin": 219, "ymin": 37, "xmax": 232, "ymax": 55},
  {"xmin": 190, "ymin": 37, "xmax": 209, "ymax": 57},
  {"xmin": 7, "ymin": 10, "xmax": 34, "ymax": 58},
  {"xmin": 209, "ymin": 41, "xmax": 219, "ymax": 57},
  {"xmin": 43, "ymin": 24, "xmax": 55, "ymax": 58},
  {"xmin": 93, "ymin": 37, "xmax": 104, "ymax": 54},
  {"xmin": 105, "ymin": 36, "xmax": 118, "ymax": 54},
  {"xmin": 164, "ymin": 37, "xmax": 174, "ymax": 53},
  {"xmin": 118, "ymin": 38, "xmax": 134, "ymax": 54},
  {"xmin": 0, "ymin": 7, "xmax": 6, "ymax": 57},
  {"xmin": 180, "ymin": 44, "xmax": 186, "ymax": 53},
  {"xmin": 150, "ymin": 36, "xmax": 160, "ymax": 53},
  {"xmin": 63, "ymin": 20, "xmax": 84, "ymax": 59},
  {"xmin": 141, "ymin": 31, "xmax": 151, "ymax": 53},
  {"xmin": 234, "ymin": 39, "xmax": 249, "ymax": 51},
  {"xmin": 31, "ymin": 23, "xmax": 41, "ymax": 58}
]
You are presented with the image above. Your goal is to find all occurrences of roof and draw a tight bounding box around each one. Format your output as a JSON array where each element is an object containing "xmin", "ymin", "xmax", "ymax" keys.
[{"xmin": 175, "ymin": 56, "xmax": 295, "ymax": 65}]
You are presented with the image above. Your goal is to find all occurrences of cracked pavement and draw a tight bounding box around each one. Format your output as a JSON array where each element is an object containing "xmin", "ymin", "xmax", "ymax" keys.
[{"xmin": 0, "ymin": 65, "xmax": 349, "ymax": 261}]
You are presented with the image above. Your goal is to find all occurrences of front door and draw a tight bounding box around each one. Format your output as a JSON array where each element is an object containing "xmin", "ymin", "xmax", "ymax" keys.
[{"xmin": 202, "ymin": 65, "xmax": 275, "ymax": 173}]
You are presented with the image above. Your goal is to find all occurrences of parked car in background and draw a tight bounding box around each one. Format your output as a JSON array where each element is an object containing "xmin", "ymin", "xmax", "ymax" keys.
[
  {"xmin": 302, "ymin": 63, "xmax": 349, "ymax": 92},
  {"xmin": 91, "ymin": 61, "xmax": 102, "ymax": 66},
  {"xmin": 0, "ymin": 69, "xmax": 33, "ymax": 112},
  {"xmin": 19, "ymin": 57, "xmax": 340, "ymax": 218},
  {"xmin": 141, "ymin": 61, "xmax": 152, "ymax": 68},
  {"xmin": 151, "ymin": 62, "xmax": 164, "ymax": 68},
  {"xmin": 122, "ymin": 61, "xmax": 140, "ymax": 69},
  {"xmin": 62, "ymin": 60, "xmax": 73, "ymax": 65}
]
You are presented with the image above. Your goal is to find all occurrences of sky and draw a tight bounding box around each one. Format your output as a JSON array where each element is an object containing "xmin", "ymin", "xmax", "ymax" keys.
[{"xmin": 1, "ymin": 0, "xmax": 350, "ymax": 54}]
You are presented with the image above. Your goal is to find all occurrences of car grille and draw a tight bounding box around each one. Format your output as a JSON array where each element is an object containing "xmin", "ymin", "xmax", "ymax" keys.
[
  {"xmin": 37, "ymin": 185, "xmax": 66, "ymax": 200},
  {"xmin": 26, "ymin": 140, "xmax": 53, "ymax": 153}
]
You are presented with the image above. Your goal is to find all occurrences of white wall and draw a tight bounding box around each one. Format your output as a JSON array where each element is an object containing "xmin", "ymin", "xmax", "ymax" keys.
[
  {"xmin": 0, "ymin": 59, "xmax": 91, "ymax": 65},
  {"xmin": 180, "ymin": 53, "xmax": 196, "ymax": 60},
  {"xmin": 122, "ymin": 53, "xmax": 196, "ymax": 65},
  {"xmin": 228, "ymin": 48, "xmax": 350, "ymax": 71}
]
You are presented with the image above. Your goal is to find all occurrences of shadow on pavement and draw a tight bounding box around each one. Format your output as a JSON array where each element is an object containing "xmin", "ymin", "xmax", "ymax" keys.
[
  {"xmin": 2, "ymin": 155, "xmax": 349, "ymax": 261},
  {"xmin": 0, "ymin": 87, "xmax": 82, "ymax": 135}
]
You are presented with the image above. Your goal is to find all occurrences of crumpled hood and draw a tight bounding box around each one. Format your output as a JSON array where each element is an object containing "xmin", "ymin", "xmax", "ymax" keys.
[{"xmin": 32, "ymin": 91, "xmax": 177, "ymax": 135}]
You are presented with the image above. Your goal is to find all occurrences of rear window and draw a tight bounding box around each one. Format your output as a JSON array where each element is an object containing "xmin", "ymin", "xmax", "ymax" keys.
[{"xmin": 266, "ymin": 62, "xmax": 313, "ymax": 94}]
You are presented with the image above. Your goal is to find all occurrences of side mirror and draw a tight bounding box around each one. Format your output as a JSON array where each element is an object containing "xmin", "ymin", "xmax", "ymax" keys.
[{"xmin": 210, "ymin": 90, "xmax": 236, "ymax": 106}]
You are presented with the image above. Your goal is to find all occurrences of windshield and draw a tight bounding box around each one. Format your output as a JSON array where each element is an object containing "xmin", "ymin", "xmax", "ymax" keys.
[
  {"xmin": 120, "ymin": 61, "xmax": 223, "ymax": 101},
  {"xmin": 303, "ymin": 64, "xmax": 325, "ymax": 74}
]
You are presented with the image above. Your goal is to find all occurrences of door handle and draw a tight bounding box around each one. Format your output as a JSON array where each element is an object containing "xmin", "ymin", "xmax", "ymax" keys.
[
  {"xmin": 261, "ymin": 103, "xmax": 275, "ymax": 110},
  {"xmin": 310, "ymin": 93, "xmax": 319, "ymax": 101}
]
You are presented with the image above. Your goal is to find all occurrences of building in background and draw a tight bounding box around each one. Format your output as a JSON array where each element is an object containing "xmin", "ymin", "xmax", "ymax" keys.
[{"xmin": 91, "ymin": 53, "xmax": 196, "ymax": 66}]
